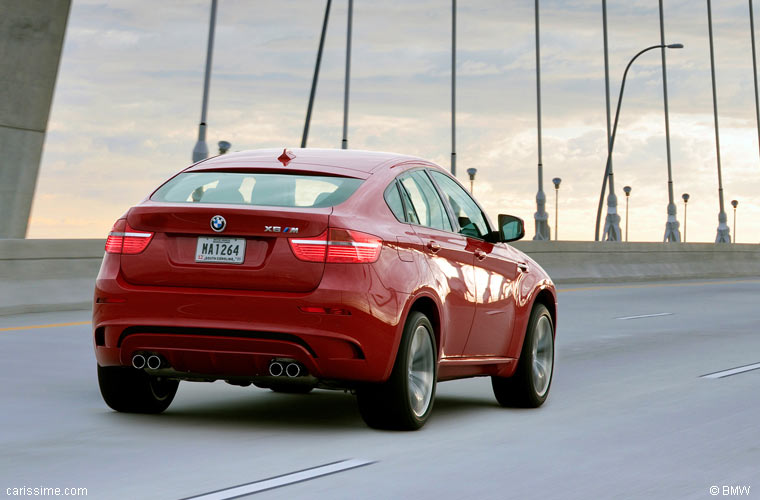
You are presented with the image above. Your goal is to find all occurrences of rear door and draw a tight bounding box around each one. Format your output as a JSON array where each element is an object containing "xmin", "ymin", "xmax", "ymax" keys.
[
  {"xmin": 120, "ymin": 170, "xmax": 362, "ymax": 292},
  {"xmin": 428, "ymin": 170, "xmax": 519, "ymax": 358},
  {"xmin": 397, "ymin": 169, "xmax": 477, "ymax": 357}
]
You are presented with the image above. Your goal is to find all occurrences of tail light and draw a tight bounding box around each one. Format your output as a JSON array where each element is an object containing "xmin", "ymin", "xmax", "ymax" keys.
[
  {"xmin": 105, "ymin": 219, "xmax": 154, "ymax": 255},
  {"xmin": 289, "ymin": 228, "xmax": 382, "ymax": 263}
]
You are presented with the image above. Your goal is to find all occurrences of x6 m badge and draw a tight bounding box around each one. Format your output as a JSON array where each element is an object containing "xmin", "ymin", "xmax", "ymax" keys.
[{"xmin": 265, "ymin": 226, "xmax": 299, "ymax": 234}]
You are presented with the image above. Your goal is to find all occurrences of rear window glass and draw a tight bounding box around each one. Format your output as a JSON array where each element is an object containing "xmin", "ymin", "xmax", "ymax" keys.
[
  {"xmin": 384, "ymin": 182, "xmax": 405, "ymax": 221},
  {"xmin": 152, "ymin": 172, "xmax": 363, "ymax": 208}
]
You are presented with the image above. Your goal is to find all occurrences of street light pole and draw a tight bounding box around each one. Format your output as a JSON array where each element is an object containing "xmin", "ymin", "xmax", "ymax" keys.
[
  {"xmin": 598, "ymin": 0, "xmax": 613, "ymax": 235},
  {"xmin": 451, "ymin": 0, "xmax": 456, "ymax": 175},
  {"xmin": 594, "ymin": 43, "xmax": 684, "ymax": 241},
  {"xmin": 750, "ymin": 0, "xmax": 760, "ymax": 159},
  {"xmin": 731, "ymin": 199, "xmax": 738, "ymax": 242},
  {"xmin": 301, "ymin": 0, "xmax": 332, "ymax": 148},
  {"xmin": 192, "ymin": 0, "xmax": 218, "ymax": 163},
  {"xmin": 682, "ymin": 193, "xmax": 690, "ymax": 242},
  {"xmin": 552, "ymin": 178, "xmax": 561, "ymax": 240},
  {"xmin": 623, "ymin": 186, "xmax": 631, "ymax": 242},
  {"xmin": 533, "ymin": 0, "xmax": 550, "ymax": 240},
  {"xmin": 707, "ymin": 0, "xmax": 731, "ymax": 243},
  {"xmin": 341, "ymin": 0, "xmax": 353, "ymax": 150},
  {"xmin": 659, "ymin": 0, "xmax": 681, "ymax": 242}
]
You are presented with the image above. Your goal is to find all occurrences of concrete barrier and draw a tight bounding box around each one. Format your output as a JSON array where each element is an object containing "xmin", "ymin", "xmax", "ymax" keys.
[
  {"xmin": 0, "ymin": 239, "xmax": 103, "ymax": 315},
  {"xmin": 511, "ymin": 241, "xmax": 760, "ymax": 284},
  {"xmin": 1, "ymin": 238, "xmax": 759, "ymax": 315}
]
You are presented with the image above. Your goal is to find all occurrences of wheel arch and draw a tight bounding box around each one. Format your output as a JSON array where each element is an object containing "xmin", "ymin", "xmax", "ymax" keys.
[
  {"xmin": 532, "ymin": 286, "xmax": 557, "ymax": 337},
  {"xmin": 403, "ymin": 292, "xmax": 443, "ymax": 361},
  {"xmin": 506, "ymin": 283, "xmax": 557, "ymax": 361}
]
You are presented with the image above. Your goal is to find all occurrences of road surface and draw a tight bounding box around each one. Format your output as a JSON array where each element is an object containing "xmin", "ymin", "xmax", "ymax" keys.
[{"xmin": 1, "ymin": 279, "xmax": 758, "ymax": 499}]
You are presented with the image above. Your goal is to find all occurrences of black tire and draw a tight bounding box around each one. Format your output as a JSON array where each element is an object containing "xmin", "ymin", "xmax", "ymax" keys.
[
  {"xmin": 492, "ymin": 303, "xmax": 554, "ymax": 408},
  {"xmin": 97, "ymin": 365, "xmax": 179, "ymax": 414},
  {"xmin": 356, "ymin": 311, "xmax": 437, "ymax": 430}
]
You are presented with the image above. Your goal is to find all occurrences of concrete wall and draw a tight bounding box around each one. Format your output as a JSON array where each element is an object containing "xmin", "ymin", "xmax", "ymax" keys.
[
  {"xmin": 2, "ymin": 239, "xmax": 760, "ymax": 316},
  {"xmin": 0, "ymin": 239, "xmax": 102, "ymax": 315},
  {"xmin": 511, "ymin": 241, "xmax": 760, "ymax": 283},
  {"xmin": 0, "ymin": 0, "xmax": 71, "ymax": 238}
]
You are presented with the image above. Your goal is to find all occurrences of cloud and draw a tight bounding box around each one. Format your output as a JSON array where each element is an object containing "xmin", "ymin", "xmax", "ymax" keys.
[{"xmin": 27, "ymin": 0, "xmax": 760, "ymax": 243}]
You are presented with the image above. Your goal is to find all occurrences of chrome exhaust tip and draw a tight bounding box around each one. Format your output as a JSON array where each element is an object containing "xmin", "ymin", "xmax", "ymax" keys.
[
  {"xmin": 269, "ymin": 361, "xmax": 284, "ymax": 377},
  {"xmin": 146, "ymin": 355, "xmax": 162, "ymax": 370},
  {"xmin": 285, "ymin": 362, "xmax": 302, "ymax": 378},
  {"xmin": 131, "ymin": 354, "xmax": 146, "ymax": 370}
]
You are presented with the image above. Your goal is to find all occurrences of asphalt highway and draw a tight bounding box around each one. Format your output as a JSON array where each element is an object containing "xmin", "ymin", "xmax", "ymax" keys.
[{"xmin": 1, "ymin": 279, "xmax": 758, "ymax": 499}]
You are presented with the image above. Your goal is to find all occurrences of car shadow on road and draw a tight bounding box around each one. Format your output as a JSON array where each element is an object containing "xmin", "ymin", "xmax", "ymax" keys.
[
  {"xmin": 151, "ymin": 389, "xmax": 367, "ymax": 430},
  {"xmin": 106, "ymin": 388, "xmax": 508, "ymax": 431}
]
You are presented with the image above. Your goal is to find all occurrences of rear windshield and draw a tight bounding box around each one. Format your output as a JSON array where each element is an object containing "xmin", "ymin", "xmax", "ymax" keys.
[{"xmin": 151, "ymin": 172, "xmax": 363, "ymax": 208}]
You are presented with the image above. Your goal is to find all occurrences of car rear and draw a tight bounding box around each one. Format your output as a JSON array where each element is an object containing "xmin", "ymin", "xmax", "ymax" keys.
[{"xmin": 93, "ymin": 163, "xmax": 407, "ymax": 387}]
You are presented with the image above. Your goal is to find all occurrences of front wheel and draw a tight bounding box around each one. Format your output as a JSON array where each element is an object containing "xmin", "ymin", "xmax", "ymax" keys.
[
  {"xmin": 356, "ymin": 312, "xmax": 437, "ymax": 430},
  {"xmin": 98, "ymin": 365, "xmax": 179, "ymax": 414},
  {"xmin": 492, "ymin": 303, "xmax": 554, "ymax": 408}
]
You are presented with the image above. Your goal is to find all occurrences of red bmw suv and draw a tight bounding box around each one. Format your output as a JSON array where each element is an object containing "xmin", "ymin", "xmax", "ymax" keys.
[{"xmin": 94, "ymin": 148, "xmax": 557, "ymax": 430}]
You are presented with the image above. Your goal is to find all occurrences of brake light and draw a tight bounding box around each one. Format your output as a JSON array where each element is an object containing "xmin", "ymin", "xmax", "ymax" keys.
[
  {"xmin": 104, "ymin": 219, "xmax": 125, "ymax": 253},
  {"xmin": 289, "ymin": 228, "xmax": 382, "ymax": 263},
  {"xmin": 289, "ymin": 230, "xmax": 328, "ymax": 261},
  {"xmin": 105, "ymin": 220, "xmax": 154, "ymax": 254}
]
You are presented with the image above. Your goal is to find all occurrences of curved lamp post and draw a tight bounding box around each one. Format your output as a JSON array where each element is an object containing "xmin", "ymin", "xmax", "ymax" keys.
[
  {"xmin": 594, "ymin": 43, "xmax": 684, "ymax": 241},
  {"xmin": 682, "ymin": 193, "xmax": 690, "ymax": 242}
]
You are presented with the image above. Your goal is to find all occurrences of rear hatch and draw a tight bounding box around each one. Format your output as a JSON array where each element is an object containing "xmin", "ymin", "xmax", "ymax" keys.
[{"xmin": 120, "ymin": 170, "xmax": 364, "ymax": 292}]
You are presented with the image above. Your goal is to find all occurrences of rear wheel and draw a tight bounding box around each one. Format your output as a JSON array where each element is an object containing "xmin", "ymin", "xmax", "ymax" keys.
[
  {"xmin": 356, "ymin": 311, "xmax": 437, "ymax": 430},
  {"xmin": 492, "ymin": 303, "xmax": 554, "ymax": 408},
  {"xmin": 98, "ymin": 365, "xmax": 179, "ymax": 414}
]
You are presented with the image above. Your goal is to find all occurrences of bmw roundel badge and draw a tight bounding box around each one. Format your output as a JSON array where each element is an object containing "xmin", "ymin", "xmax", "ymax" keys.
[{"xmin": 210, "ymin": 215, "xmax": 226, "ymax": 232}]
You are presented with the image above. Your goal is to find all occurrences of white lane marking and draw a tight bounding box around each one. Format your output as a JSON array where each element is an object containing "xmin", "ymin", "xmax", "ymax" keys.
[
  {"xmin": 181, "ymin": 459, "xmax": 374, "ymax": 500},
  {"xmin": 615, "ymin": 312, "xmax": 673, "ymax": 320},
  {"xmin": 701, "ymin": 362, "xmax": 760, "ymax": 379}
]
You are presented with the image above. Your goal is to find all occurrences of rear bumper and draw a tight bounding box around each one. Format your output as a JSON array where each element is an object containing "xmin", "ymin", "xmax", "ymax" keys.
[{"xmin": 93, "ymin": 259, "xmax": 408, "ymax": 383}]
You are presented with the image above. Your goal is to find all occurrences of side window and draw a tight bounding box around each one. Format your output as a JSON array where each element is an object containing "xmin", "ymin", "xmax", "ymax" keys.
[
  {"xmin": 398, "ymin": 170, "xmax": 452, "ymax": 231},
  {"xmin": 383, "ymin": 182, "xmax": 405, "ymax": 222},
  {"xmin": 429, "ymin": 170, "xmax": 490, "ymax": 239}
]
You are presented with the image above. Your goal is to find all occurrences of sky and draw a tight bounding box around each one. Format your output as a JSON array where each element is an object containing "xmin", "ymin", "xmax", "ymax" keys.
[{"xmin": 28, "ymin": 0, "xmax": 760, "ymax": 242}]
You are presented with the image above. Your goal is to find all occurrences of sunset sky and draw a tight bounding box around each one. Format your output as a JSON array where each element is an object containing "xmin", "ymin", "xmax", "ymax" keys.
[{"xmin": 29, "ymin": 0, "xmax": 760, "ymax": 242}]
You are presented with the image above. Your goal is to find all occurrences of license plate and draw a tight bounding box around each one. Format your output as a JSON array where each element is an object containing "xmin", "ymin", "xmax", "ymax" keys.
[{"xmin": 195, "ymin": 237, "xmax": 245, "ymax": 264}]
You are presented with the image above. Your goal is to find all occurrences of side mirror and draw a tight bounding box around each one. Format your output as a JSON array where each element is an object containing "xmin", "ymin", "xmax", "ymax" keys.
[{"xmin": 497, "ymin": 214, "xmax": 525, "ymax": 242}]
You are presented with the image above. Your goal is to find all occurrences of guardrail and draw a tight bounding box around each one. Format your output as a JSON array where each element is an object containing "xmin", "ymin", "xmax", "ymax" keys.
[{"xmin": 1, "ymin": 238, "xmax": 759, "ymax": 315}]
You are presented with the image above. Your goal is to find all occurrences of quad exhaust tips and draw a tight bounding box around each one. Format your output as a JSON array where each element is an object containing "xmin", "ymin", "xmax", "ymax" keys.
[
  {"xmin": 147, "ymin": 355, "xmax": 162, "ymax": 370},
  {"xmin": 285, "ymin": 362, "xmax": 302, "ymax": 378},
  {"xmin": 268, "ymin": 359, "xmax": 305, "ymax": 378},
  {"xmin": 268, "ymin": 361, "xmax": 284, "ymax": 377},
  {"xmin": 131, "ymin": 353, "xmax": 165, "ymax": 370},
  {"xmin": 132, "ymin": 354, "xmax": 146, "ymax": 369}
]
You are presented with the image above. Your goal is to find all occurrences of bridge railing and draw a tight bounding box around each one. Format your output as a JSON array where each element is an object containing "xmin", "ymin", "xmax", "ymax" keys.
[{"xmin": 1, "ymin": 239, "xmax": 759, "ymax": 315}]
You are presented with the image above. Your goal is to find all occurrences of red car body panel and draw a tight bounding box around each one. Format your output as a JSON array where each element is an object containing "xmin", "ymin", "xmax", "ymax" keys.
[{"xmin": 93, "ymin": 149, "xmax": 557, "ymax": 387}]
